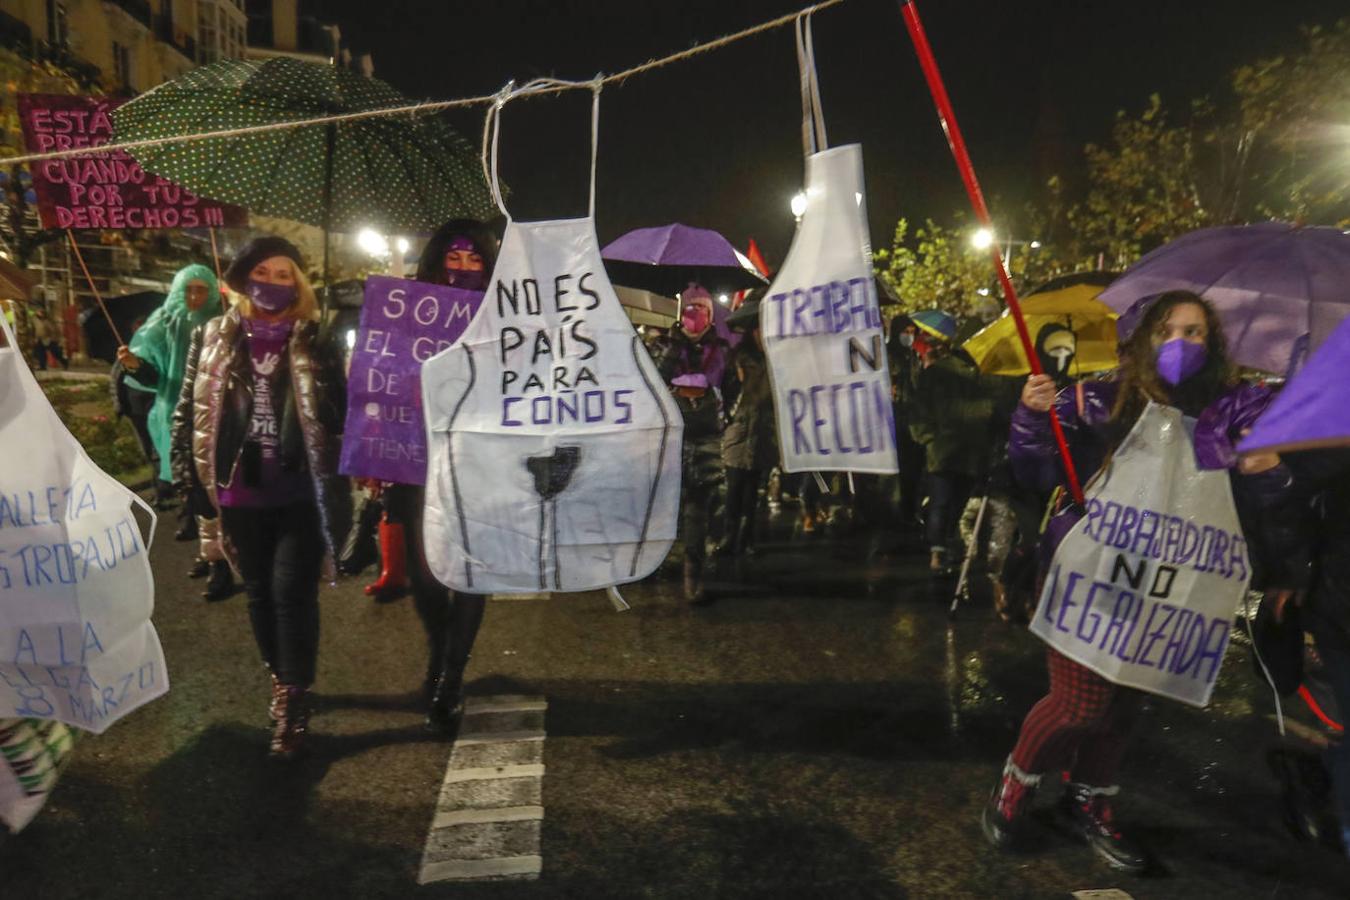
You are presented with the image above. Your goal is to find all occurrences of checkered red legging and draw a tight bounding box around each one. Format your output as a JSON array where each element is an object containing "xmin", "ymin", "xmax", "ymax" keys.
[{"xmin": 1009, "ymin": 648, "xmax": 1145, "ymax": 786}]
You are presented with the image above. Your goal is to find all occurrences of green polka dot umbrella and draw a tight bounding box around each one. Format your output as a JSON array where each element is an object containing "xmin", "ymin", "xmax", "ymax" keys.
[{"xmin": 111, "ymin": 57, "xmax": 497, "ymax": 236}]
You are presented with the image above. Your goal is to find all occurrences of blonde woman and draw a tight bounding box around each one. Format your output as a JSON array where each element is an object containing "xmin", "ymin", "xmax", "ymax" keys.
[{"xmin": 170, "ymin": 236, "xmax": 349, "ymax": 759}]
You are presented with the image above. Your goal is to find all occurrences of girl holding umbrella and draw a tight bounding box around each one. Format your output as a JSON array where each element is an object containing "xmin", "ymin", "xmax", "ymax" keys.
[
  {"xmin": 171, "ymin": 236, "xmax": 349, "ymax": 759},
  {"xmin": 983, "ymin": 291, "xmax": 1301, "ymax": 870}
]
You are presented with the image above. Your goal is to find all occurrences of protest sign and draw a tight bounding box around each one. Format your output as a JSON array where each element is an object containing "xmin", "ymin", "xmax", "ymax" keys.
[
  {"xmin": 421, "ymin": 217, "xmax": 684, "ymax": 594},
  {"xmin": 761, "ymin": 145, "xmax": 896, "ymax": 473},
  {"xmin": 17, "ymin": 94, "xmax": 245, "ymax": 230},
  {"xmin": 0, "ymin": 717, "xmax": 73, "ymax": 833},
  {"xmin": 339, "ymin": 275, "xmax": 484, "ymax": 485},
  {"xmin": 1030, "ymin": 403, "xmax": 1250, "ymax": 708},
  {"xmin": 0, "ymin": 316, "xmax": 167, "ymax": 734}
]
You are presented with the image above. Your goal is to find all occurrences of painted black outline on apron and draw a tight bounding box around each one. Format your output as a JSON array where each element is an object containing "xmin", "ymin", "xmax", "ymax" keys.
[
  {"xmin": 443, "ymin": 343, "xmax": 477, "ymax": 588},
  {"xmin": 629, "ymin": 333, "xmax": 672, "ymax": 577}
]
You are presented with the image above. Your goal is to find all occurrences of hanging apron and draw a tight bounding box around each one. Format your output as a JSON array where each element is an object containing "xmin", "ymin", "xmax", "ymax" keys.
[
  {"xmin": 0, "ymin": 314, "xmax": 167, "ymax": 734},
  {"xmin": 1030, "ymin": 403, "xmax": 1250, "ymax": 708},
  {"xmin": 761, "ymin": 15, "xmax": 897, "ymax": 475},
  {"xmin": 421, "ymin": 81, "xmax": 683, "ymax": 594}
]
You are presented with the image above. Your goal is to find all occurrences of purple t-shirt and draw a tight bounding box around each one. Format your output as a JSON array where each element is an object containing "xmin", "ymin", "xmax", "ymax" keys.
[{"xmin": 218, "ymin": 318, "xmax": 313, "ymax": 508}]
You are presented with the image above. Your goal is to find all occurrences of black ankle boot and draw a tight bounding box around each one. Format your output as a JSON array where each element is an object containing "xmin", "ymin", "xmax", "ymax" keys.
[
  {"xmin": 1060, "ymin": 782, "xmax": 1149, "ymax": 872},
  {"xmin": 425, "ymin": 674, "xmax": 466, "ymax": 735},
  {"xmin": 203, "ymin": 561, "xmax": 233, "ymax": 602}
]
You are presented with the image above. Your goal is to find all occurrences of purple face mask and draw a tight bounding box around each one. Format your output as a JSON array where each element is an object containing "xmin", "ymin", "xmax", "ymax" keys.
[
  {"xmin": 246, "ymin": 279, "xmax": 297, "ymax": 313},
  {"xmin": 1156, "ymin": 338, "xmax": 1207, "ymax": 386}
]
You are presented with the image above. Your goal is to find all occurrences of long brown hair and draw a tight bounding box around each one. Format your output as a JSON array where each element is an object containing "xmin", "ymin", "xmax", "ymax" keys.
[{"xmin": 1111, "ymin": 291, "xmax": 1237, "ymax": 427}]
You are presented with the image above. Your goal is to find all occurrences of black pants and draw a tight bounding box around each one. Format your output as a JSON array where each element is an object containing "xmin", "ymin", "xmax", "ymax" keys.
[
  {"xmin": 34, "ymin": 341, "xmax": 68, "ymax": 370},
  {"xmin": 383, "ymin": 484, "xmax": 486, "ymax": 688},
  {"xmin": 925, "ymin": 471, "xmax": 973, "ymax": 554},
  {"xmin": 221, "ymin": 502, "xmax": 324, "ymax": 686},
  {"xmin": 723, "ymin": 467, "xmax": 762, "ymax": 548}
]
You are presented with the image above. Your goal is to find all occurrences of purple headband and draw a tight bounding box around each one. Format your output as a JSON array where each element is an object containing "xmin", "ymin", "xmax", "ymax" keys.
[{"xmin": 445, "ymin": 235, "xmax": 478, "ymax": 253}]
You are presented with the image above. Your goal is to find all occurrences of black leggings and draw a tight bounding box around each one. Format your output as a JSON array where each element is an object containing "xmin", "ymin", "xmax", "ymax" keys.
[
  {"xmin": 723, "ymin": 467, "xmax": 762, "ymax": 544},
  {"xmin": 383, "ymin": 484, "xmax": 486, "ymax": 686},
  {"xmin": 221, "ymin": 502, "xmax": 324, "ymax": 686}
]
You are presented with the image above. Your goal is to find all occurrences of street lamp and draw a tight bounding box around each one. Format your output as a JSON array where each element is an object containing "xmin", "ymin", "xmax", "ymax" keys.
[
  {"xmin": 970, "ymin": 227, "xmax": 994, "ymax": 251},
  {"xmin": 357, "ymin": 227, "xmax": 389, "ymax": 257},
  {"xmin": 790, "ymin": 191, "xmax": 808, "ymax": 221}
]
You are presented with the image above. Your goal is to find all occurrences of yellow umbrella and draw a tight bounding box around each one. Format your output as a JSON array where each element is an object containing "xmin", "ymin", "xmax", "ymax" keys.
[{"xmin": 964, "ymin": 277, "xmax": 1119, "ymax": 376}]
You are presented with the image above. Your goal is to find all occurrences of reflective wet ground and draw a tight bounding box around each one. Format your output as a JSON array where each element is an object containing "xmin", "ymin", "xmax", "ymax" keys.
[{"xmin": 2, "ymin": 503, "xmax": 1346, "ymax": 898}]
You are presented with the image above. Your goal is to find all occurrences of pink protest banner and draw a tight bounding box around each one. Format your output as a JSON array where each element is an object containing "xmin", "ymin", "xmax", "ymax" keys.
[{"xmin": 17, "ymin": 94, "xmax": 246, "ymax": 231}]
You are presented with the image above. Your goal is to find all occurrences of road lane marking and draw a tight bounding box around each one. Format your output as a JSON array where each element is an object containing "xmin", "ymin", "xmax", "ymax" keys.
[
  {"xmin": 441, "ymin": 763, "xmax": 544, "ymax": 784},
  {"xmin": 418, "ymin": 855, "xmax": 542, "ymax": 884},
  {"xmin": 432, "ymin": 805, "xmax": 543, "ymax": 829},
  {"xmin": 418, "ymin": 695, "xmax": 548, "ymax": 885}
]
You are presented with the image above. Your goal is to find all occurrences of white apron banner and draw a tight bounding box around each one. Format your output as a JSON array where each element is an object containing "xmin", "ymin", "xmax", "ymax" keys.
[
  {"xmin": 761, "ymin": 18, "xmax": 895, "ymax": 474},
  {"xmin": 421, "ymin": 81, "xmax": 682, "ymax": 594},
  {"xmin": 1030, "ymin": 403, "xmax": 1249, "ymax": 708},
  {"xmin": 0, "ymin": 316, "xmax": 167, "ymax": 734}
]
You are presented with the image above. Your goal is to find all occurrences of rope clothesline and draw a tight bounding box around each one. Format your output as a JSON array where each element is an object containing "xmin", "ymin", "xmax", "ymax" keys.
[{"xmin": 4, "ymin": 0, "xmax": 847, "ymax": 168}]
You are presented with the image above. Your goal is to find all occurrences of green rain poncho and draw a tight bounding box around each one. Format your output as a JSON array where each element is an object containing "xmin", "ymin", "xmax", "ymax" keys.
[{"xmin": 128, "ymin": 264, "xmax": 222, "ymax": 482}]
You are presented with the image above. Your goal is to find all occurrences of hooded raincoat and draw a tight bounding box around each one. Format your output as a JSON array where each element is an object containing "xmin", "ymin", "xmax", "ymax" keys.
[{"xmin": 128, "ymin": 264, "xmax": 222, "ymax": 482}]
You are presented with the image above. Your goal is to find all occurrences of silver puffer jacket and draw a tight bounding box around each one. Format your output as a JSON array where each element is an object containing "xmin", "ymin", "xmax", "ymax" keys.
[{"xmin": 169, "ymin": 307, "xmax": 350, "ymax": 576}]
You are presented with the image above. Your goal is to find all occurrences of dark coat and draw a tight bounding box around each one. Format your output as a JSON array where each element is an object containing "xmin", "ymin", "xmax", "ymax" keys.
[
  {"xmin": 722, "ymin": 352, "xmax": 776, "ymax": 471},
  {"xmin": 170, "ymin": 309, "xmax": 350, "ymax": 573},
  {"xmin": 650, "ymin": 328, "xmax": 730, "ymax": 441},
  {"xmin": 908, "ymin": 350, "xmax": 1007, "ymax": 477}
]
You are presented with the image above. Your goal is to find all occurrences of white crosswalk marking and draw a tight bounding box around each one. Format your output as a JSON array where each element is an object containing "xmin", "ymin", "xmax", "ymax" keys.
[{"xmin": 417, "ymin": 695, "xmax": 548, "ymax": 885}]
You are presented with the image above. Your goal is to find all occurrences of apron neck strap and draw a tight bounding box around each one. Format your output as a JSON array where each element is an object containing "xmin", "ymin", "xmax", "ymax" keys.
[
  {"xmin": 795, "ymin": 12, "xmax": 828, "ymax": 158},
  {"xmin": 482, "ymin": 77, "xmax": 604, "ymax": 221}
]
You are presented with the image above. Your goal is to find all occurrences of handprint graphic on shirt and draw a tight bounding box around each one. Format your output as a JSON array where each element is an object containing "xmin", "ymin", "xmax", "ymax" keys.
[{"xmin": 254, "ymin": 351, "xmax": 280, "ymax": 377}]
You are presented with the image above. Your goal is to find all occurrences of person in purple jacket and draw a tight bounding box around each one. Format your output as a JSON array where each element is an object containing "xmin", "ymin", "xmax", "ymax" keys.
[{"xmin": 982, "ymin": 290, "xmax": 1300, "ymax": 872}]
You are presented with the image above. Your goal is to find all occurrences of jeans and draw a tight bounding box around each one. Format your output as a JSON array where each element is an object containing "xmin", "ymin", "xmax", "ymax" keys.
[{"xmin": 221, "ymin": 502, "xmax": 324, "ymax": 686}]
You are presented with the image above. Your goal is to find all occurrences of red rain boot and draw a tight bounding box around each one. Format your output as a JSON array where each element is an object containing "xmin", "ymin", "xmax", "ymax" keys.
[{"xmin": 364, "ymin": 517, "xmax": 407, "ymax": 602}]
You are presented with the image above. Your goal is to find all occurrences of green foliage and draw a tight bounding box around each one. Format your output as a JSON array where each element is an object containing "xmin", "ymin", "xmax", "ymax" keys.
[
  {"xmin": 1228, "ymin": 19, "xmax": 1350, "ymax": 224},
  {"xmin": 880, "ymin": 17, "xmax": 1350, "ymax": 308},
  {"xmin": 1069, "ymin": 94, "xmax": 1211, "ymax": 267},
  {"xmin": 874, "ymin": 217, "xmax": 1081, "ymax": 327},
  {"xmin": 42, "ymin": 380, "xmax": 151, "ymax": 481}
]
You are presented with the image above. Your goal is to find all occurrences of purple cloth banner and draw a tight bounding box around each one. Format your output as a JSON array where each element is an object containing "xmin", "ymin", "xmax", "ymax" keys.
[{"xmin": 339, "ymin": 275, "xmax": 484, "ymax": 484}]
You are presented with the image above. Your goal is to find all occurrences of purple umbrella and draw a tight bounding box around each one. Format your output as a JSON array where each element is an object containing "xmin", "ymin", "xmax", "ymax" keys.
[
  {"xmin": 602, "ymin": 223, "xmax": 766, "ymax": 298},
  {"xmin": 1238, "ymin": 313, "xmax": 1350, "ymax": 455},
  {"xmin": 1098, "ymin": 223, "xmax": 1350, "ymax": 374}
]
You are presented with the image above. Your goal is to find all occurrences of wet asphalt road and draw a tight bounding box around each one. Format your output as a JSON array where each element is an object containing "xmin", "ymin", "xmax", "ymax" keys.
[{"xmin": 2, "ymin": 502, "xmax": 1348, "ymax": 899}]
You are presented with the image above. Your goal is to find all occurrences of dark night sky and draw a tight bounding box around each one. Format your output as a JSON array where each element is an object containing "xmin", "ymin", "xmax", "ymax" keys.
[{"xmin": 325, "ymin": 0, "xmax": 1346, "ymax": 265}]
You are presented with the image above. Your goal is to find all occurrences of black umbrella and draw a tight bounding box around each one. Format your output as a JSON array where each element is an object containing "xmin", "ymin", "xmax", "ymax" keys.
[{"xmin": 80, "ymin": 291, "xmax": 163, "ymax": 363}]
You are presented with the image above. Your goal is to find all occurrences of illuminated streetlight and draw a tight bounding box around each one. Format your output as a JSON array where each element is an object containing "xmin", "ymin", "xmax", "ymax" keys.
[
  {"xmin": 717, "ymin": 294, "xmax": 730, "ymax": 306},
  {"xmin": 1029, "ymin": 240, "xmax": 1042, "ymax": 250},
  {"xmin": 970, "ymin": 228, "xmax": 995, "ymax": 251},
  {"xmin": 790, "ymin": 191, "xmax": 808, "ymax": 220},
  {"xmin": 357, "ymin": 227, "xmax": 389, "ymax": 257},
  {"xmin": 395, "ymin": 237, "xmax": 410, "ymax": 255}
]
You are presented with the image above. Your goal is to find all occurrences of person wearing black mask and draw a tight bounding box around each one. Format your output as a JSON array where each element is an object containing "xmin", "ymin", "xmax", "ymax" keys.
[
  {"xmin": 1035, "ymin": 323, "xmax": 1078, "ymax": 390},
  {"xmin": 367, "ymin": 219, "xmax": 499, "ymax": 734}
]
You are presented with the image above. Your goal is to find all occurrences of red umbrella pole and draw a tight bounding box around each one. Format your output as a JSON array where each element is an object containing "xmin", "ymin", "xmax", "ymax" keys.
[{"xmin": 898, "ymin": 0, "xmax": 1085, "ymax": 505}]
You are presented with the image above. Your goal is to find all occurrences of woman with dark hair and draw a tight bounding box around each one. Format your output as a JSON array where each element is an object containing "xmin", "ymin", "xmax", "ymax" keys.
[
  {"xmin": 982, "ymin": 291, "xmax": 1297, "ymax": 870},
  {"xmin": 367, "ymin": 219, "xmax": 498, "ymax": 733},
  {"xmin": 171, "ymin": 235, "xmax": 349, "ymax": 759},
  {"xmin": 718, "ymin": 291, "xmax": 775, "ymax": 557}
]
